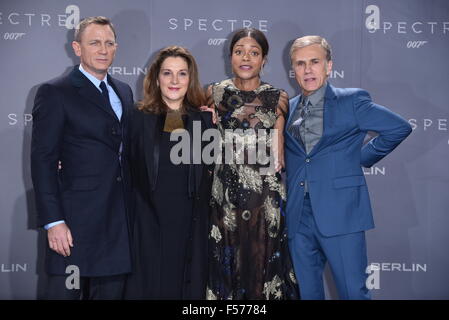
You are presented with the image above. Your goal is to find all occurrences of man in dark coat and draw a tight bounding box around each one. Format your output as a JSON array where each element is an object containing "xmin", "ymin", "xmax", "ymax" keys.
[{"xmin": 31, "ymin": 16, "xmax": 134, "ymax": 299}]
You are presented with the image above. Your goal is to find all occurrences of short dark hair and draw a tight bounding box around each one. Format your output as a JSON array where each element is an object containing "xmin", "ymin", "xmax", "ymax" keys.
[
  {"xmin": 229, "ymin": 28, "xmax": 269, "ymax": 58},
  {"xmin": 74, "ymin": 16, "xmax": 116, "ymax": 43}
]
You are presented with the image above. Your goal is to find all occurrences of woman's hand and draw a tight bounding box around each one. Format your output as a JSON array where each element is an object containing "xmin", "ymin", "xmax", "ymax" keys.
[
  {"xmin": 275, "ymin": 132, "xmax": 285, "ymax": 173},
  {"xmin": 200, "ymin": 105, "xmax": 218, "ymax": 124}
]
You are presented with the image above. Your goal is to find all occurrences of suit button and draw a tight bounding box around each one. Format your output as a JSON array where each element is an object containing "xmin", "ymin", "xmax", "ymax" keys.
[
  {"xmin": 300, "ymin": 181, "xmax": 305, "ymax": 187},
  {"xmin": 305, "ymin": 158, "xmax": 311, "ymax": 163},
  {"xmin": 117, "ymin": 176, "xmax": 122, "ymax": 182}
]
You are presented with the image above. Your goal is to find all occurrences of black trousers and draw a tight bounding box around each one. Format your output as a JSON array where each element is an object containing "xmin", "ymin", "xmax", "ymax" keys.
[{"xmin": 43, "ymin": 274, "xmax": 127, "ymax": 300}]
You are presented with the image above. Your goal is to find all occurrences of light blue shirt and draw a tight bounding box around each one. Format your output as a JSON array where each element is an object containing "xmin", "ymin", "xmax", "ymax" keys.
[
  {"xmin": 44, "ymin": 65, "xmax": 123, "ymax": 230},
  {"xmin": 79, "ymin": 64, "xmax": 123, "ymax": 120}
]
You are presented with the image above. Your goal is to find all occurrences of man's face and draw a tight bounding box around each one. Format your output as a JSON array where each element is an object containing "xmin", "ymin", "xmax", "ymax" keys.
[
  {"xmin": 291, "ymin": 44, "xmax": 332, "ymax": 96},
  {"xmin": 72, "ymin": 23, "xmax": 117, "ymax": 80}
]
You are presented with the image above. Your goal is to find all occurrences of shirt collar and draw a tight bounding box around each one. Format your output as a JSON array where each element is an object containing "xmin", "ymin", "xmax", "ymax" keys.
[
  {"xmin": 78, "ymin": 64, "xmax": 109, "ymax": 90},
  {"xmin": 304, "ymin": 81, "xmax": 327, "ymax": 108}
]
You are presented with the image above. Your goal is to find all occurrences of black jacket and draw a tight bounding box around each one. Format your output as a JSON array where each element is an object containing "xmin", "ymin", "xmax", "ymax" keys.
[
  {"xmin": 126, "ymin": 107, "xmax": 214, "ymax": 299},
  {"xmin": 31, "ymin": 66, "xmax": 134, "ymax": 277}
]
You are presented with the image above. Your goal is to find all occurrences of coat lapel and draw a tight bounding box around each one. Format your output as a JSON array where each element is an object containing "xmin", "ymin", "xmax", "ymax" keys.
[
  {"xmin": 108, "ymin": 75, "xmax": 127, "ymax": 123},
  {"xmin": 70, "ymin": 66, "xmax": 120, "ymax": 121},
  {"xmin": 143, "ymin": 113, "xmax": 164, "ymax": 192},
  {"xmin": 141, "ymin": 109, "xmax": 205, "ymax": 197},
  {"xmin": 192, "ymin": 111, "xmax": 205, "ymax": 196},
  {"xmin": 286, "ymin": 95, "xmax": 306, "ymax": 154}
]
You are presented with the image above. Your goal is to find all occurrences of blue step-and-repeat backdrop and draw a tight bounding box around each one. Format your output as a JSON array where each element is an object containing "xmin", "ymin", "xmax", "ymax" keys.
[{"xmin": 0, "ymin": 0, "xmax": 448, "ymax": 299}]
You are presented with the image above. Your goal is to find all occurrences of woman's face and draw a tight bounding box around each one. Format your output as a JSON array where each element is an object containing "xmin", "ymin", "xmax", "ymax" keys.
[
  {"xmin": 158, "ymin": 56, "xmax": 189, "ymax": 110},
  {"xmin": 231, "ymin": 36, "xmax": 265, "ymax": 81}
]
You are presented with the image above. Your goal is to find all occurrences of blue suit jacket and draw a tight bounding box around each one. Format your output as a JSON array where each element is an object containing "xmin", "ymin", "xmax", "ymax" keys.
[{"xmin": 284, "ymin": 83, "xmax": 412, "ymax": 238}]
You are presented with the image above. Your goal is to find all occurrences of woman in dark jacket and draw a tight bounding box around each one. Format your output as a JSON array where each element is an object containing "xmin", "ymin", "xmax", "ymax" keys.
[{"xmin": 124, "ymin": 46, "xmax": 214, "ymax": 299}]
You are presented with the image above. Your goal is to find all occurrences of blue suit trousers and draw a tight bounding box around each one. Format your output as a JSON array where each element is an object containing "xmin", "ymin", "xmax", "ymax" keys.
[{"xmin": 289, "ymin": 195, "xmax": 371, "ymax": 300}]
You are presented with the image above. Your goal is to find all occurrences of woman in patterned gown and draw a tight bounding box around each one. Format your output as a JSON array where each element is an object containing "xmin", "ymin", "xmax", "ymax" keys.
[{"xmin": 203, "ymin": 28, "xmax": 300, "ymax": 300}]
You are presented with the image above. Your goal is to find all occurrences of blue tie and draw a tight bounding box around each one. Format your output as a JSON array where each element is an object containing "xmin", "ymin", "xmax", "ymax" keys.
[{"xmin": 288, "ymin": 96, "xmax": 310, "ymax": 141}]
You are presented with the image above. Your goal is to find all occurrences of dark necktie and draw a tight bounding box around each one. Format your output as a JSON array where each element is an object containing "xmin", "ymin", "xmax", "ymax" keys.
[
  {"xmin": 100, "ymin": 81, "xmax": 123, "ymax": 160},
  {"xmin": 288, "ymin": 96, "xmax": 310, "ymax": 142},
  {"xmin": 99, "ymin": 81, "xmax": 112, "ymax": 109}
]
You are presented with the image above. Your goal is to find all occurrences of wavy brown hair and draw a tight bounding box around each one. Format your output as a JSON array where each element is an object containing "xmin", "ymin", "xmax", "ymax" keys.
[{"xmin": 138, "ymin": 46, "xmax": 206, "ymax": 114}]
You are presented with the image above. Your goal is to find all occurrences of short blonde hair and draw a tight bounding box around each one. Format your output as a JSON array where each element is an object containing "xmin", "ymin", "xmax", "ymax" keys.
[{"xmin": 290, "ymin": 35, "xmax": 332, "ymax": 62}]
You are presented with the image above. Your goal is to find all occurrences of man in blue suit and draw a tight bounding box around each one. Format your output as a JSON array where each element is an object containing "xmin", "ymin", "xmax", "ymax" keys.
[
  {"xmin": 284, "ymin": 35, "xmax": 412, "ymax": 299},
  {"xmin": 31, "ymin": 17, "xmax": 133, "ymax": 299}
]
